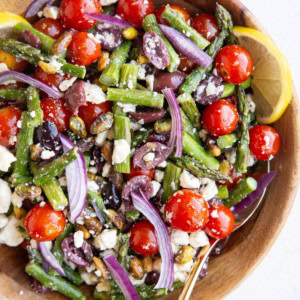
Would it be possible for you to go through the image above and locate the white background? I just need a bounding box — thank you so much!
[225,0,300,299]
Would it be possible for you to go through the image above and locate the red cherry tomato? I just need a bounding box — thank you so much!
[202,100,239,136]
[249,125,281,161]
[78,101,112,131]
[67,32,101,66]
[33,18,64,39]
[204,203,235,239]
[125,161,155,180]
[165,189,209,233]
[25,203,66,242]
[0,106,22,147]
[215,45,254,84]
[20,239,30,250]
[191,14,219,42]
[60,0,102,31]
[117,0,154,29]
[41,98,71,132]
[130,220,159,256]
[155,4,190,26]
[34,67,70,89]
[178,53,196,73]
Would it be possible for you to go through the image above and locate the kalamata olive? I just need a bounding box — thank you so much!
[154,71,186,93]
[102,182,122,210]
[93,147,105,174]
[65,80,87,114]
[19,30,41,48]
[34,120,63,157]
[31,279,49,294]
[109,169,124,192]
[145,271,160,285]
[129,109,166,124]
[122,176,153,201]
[77,137,95,153]
[96,23,122,51]
[146,133,170,144]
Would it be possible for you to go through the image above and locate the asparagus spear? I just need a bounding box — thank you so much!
[107,88,164,109]
[119,63,140,89]
[26,86,43,127]
[0,39,86,78]
[0,88,27,101]
[217,185,229,200]
[87,190,109,222]
[235,86,251,173]
[142,14,180,72]
[221,77,252,98]
[117,233,130,268]
[132,128,153,148]
[217,133,237,149]
[99,40,132,86]
[162,162,182,202]
[162,6,210,50]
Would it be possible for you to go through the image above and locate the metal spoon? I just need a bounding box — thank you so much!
[178,162,270,300]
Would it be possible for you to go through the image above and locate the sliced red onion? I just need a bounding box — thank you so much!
[129,109,166,124]
[25,0,49,18]
[122,175,153,201]
[162,88,182,157]
[38,242,65,276]
[60,134,87,223]
[0,71,61,99]
[85,13,133,28]
[131,190,174,289]
[160,24,213,67]
[103,255,140,300]
[232,171,276,214]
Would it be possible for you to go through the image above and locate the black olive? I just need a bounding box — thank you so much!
[145,271,160,286]
[102,182,122,210]
[77,137,95,153]
[93,147,105,174]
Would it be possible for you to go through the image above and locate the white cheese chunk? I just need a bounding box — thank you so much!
[87,180,99,192]
[96,280,110,292]
[93,229,117,250]
[117,102,136,113]
[84,82,107,104]
[102,163,111,177]
[59,77,77,92]
[0,216,24,247]
[74,230,84,248]
[151,181,161,198]
[95,130,108,147]
[80,271,98,285]
[0,179,11,214]
[200,178,218,201]
[157,160,167,168]
[112,139,130,165]
[174,271,188,282]
[171,229,189,246]
[0,146,16,172]
[180,169,201,189]
[129,274,146,285]
[225,148,237,164]
[154,170,164,182]
[247,94,256,113]
[189,230,209,248]
[175,260,194,272]
[0,214,8,229]
[100,0,118,6]
[143,152,155,162]
[11,192,24,208]
[41,149,55,160]
[146,74,154,91]
[43,6,60,19]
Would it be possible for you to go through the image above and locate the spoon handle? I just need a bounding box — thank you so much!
[178,240,219,300]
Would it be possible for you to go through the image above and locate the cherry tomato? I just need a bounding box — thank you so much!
[0,50,27,72]
[202,100,239,136]
[117,0,154,29]
[20,239,30,250]
[130,220,159,256]
[33,18,64,39]
[215,45,254,84]
[0,106,22,147]
[25,203,66,242]
[155,4,190,26]
[34,67,70,89]
[125,161,155,180]
[78,101,112,131]
[221,168,246,190]
[67,32,101,66]
[249,125,281,161]
[178,53,196,73]
[191,14,219,42]
[41,98,71,132]
[165,189,209,233]
[204,203,235,239]
[60,0,102,31]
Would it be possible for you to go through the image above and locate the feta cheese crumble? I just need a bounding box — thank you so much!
[117,102,136,113]
[59,77,77,92]
[93,229,118,250]
[154,170,164,182]
[171,229,189,246]
[0,179,11,214]
[151,181,161,198]
[0,216,24,247]
[200,178,218,201]
[180,169,201,189]
[84,82,107,104]
[43,6,60,19]
[189,230,209,248]
[74,231,84,248]
[0,146,16,172]
[41,149,56,160]
[112,139,130,164]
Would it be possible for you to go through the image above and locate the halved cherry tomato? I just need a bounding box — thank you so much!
[34,67,70,89]
[67,32,101,66]
[204,203,235,239]
[249,125,281,161]
[178,53,196,73]
[41,98,71,132]
[125,161,155,180]
[117,0,154,29]
[0,50,27,72]
[25,203,66,242]
[33,18,64,39]
[165,189,209,232]
[130,220,159,256]
[0,106,22,147]
[215,45,254,84]
[155,4,190,26]
[191,14,219,42]
[202,100,239,136]
[60,0,102,31]
[78,101,112,131]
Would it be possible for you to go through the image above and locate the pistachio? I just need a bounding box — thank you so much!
[152,258,162,273]
[101,141,113,164]
[93,257,108,279]
[38,61,57,74]
[15,184,42,200]
[69,115,87,139]
[208,144,222,157]
[129,257,144,279]
[97,51,110,72]
[142,256,153,273]
[77,225,90,239]
[13,206,26,219]
[84,217,102,235]
[105,209,123,230]
[175,245,195,264]
[52,32,73,56]
[154,119,171,134]
[90,112,114,135]
[30,144,43,161]
[220,160,231,175]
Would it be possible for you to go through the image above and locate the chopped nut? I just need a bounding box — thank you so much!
[69,115,87,139]
[105,209,123,230]
[52,32,73,55]
[90,112,114,135]
[30,144,43,161]
[97,51,110,72]
[142,256,153,273]
[84,217,102,235]
[129,257,144,279]
[175,245,195,264]
[152,258,162,272]
[13,206,26,219]
[93,257,108,279]
[122,27,138,40]
[38,61,57,74]
[220,160,231,175]
[15,184,42,200]
[101,141,113,164]
[154,119,171,134]
[88,173,96,181]
[77,225,90,239]
[137,54,149,64]
[208,144,222,157]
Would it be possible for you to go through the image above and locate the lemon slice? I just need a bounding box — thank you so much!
[233,26,292,124]
[0,12,29,39]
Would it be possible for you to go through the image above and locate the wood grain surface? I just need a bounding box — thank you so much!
[0,0,299,299]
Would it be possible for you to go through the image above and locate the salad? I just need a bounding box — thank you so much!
[0,0,290,299]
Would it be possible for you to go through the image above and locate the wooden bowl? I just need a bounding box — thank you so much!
[0,0,299,299]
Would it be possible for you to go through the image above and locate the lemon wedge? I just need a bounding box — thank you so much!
[0,12,29,38]
[233,26,292,124]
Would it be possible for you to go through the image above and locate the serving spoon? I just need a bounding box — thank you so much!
[179,161,270,300]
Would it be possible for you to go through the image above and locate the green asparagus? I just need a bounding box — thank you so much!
[142,14,180,72]
[162,162,182,202]
[0,88,27,101]
[119,64,140,89]
[221,77,252,98]
[117,233,130,268]
[99,40,132,86]
[162,6,210,50]
[217,185,229,199]
[26,86,43,127]
[87,190,109,222]
[107,88,164,109]
[132,128,153,148]
[217,133,237,149]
